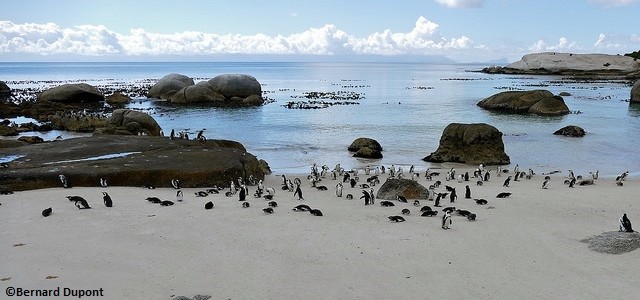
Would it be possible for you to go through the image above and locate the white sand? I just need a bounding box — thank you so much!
[1,166,638,299]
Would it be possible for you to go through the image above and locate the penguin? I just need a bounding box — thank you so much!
[474,198,488,205]
[484,171,490,182]
[370,188,375,204]
[143,184,155,189]
[263,194,274,200]
[449,188,457,203]
[74,199,91,209]
[268,201,278,208]
[336,183,343,197]
[292,204,312,212]
[346,194,354,200]
[420,205,432,212]
[309,209,323,216]
[238,186,246,201]
[442,206,456,213]
[42,207,52,217]
[361,190,371,205]
[195,191,208,197]
[176,190,184,202]
[569,178,576,188]
[496,192,512,198]
[316,186,328,191]
[171,179,181,189]
[435,193,448,207]
[99,178,108,188]
[102,192,113,207]
[421,210,438,217]
[456,209,471,217]
[146,197,162,204]
[503,176,512,187]
[169,129,175,140]
[160,200,174,206]
[266,187,276,196]
[263,207,274,214]
[620,213,634,232]
[204,201,214,210]
[294,185,304,200]
[388,215,405,222]
[397,195,408,203]
[350,178,357,188]
[413,200,420,207]
[442,211,452,229]
[66,195,86,202]
[242,202,250,208]
[59,174,71,188]
[401,208,411,215]
[467,213,477,221]
[465,185,471,199]
[380,201,395,207]
[542,178,550,189]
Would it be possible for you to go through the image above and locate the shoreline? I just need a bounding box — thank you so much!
[1,167,638,299]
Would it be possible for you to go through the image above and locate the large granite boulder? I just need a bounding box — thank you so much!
[38,83,104,103]
[477,90,569,115]
[100,109,162,136]
[208,74,261,99]
[169,82,225,104]
[0,135,269,191]
[423,123,510,165]
[353,147,383,159]
[554,125,585,137]
[348,137,383,152]
[106,91,131,106]
[0,124,18,136]
[483,52,640,76]
[147,73,195,100]
[632,80,640,104]
[376,178,430,200]
[0,81,11,100]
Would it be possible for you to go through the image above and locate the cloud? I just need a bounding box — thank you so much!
[589,0,638,6]
[0,17,474,58]
[593,33,640,50]
[529,37,578,52]
[434,0,484,8]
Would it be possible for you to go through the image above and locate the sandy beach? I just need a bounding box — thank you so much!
[1,165,638,300]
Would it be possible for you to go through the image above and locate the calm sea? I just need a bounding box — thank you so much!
[2,61,639,178]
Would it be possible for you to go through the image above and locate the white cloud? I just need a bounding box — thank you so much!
[434,0,484,8]
[0,17,474,58]
[589,0,638,6]
[593,33,640,50]
[529,37,577,52]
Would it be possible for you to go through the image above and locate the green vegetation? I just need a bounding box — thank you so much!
[624,50,640,60]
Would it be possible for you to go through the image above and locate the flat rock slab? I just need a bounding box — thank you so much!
[581,231,640,254]
[0,135,266,191]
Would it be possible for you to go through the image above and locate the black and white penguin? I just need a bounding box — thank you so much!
[467,213,477,221]
[42,207,52,217]
[146,197,162,204]
[442,206,456,214]
[542,178,550,189]
[380,201,395,207]
[309,209,323,216]
[449,188,457,203]
[465,185,471,199]
[361,190,372,205]
[420,205,433,212]
[401,208,411,215]
[474,198,488,205]
[336,183,343,197]
[204,201,214,210]
[388,215,406,222]
[171,179,181,189]
[242,202,250,208]
[413,200,420,207]
[66,195,86,202]
[346,194,353,200]
[74,198,91,209]
[316,186,328,191]
[484,171,490,182]
[195,191,208,197]
[268,201,278,208]
[434,193,448,207]
[143,184,156,189]
[292,204,312,212]
[503,176,512,187]
[350,178,357,188]
[456,209,471,217]
[397,195,407,203]
[496,192,512,198]
[238,186,246,201]
[100,178,108,188]
[294,184,304,200]
[421,210,438,217]
[102,192,113,207]
[176,190,184,202]
[160,200,174,206]
[442,212,452,229]
[263,207,274,214]
[59,174,71,188]
[620,213,634,232]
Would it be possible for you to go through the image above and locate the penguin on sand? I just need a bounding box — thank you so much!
[442,211,452,229]
[620,213,634,232]
[465,185,471,199]
[294,184,304,200]
[102,192,113,207]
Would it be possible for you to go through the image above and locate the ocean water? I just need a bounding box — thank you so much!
[1,62,639,177]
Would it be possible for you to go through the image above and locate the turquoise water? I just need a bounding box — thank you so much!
[1,62,638,177]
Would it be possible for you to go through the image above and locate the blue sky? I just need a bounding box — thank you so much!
[1,0,639,63]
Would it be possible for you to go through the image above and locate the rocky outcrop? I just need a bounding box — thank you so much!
[0,124,18,136]
[208,74,262,99]
[0,81,11,100]
[477,90,570,115]
[632,80,640,104]
[423,123,510,165]
[94,109,162,136]
[106,91,132,106]
[169,82,225,104]
[38,83,104,103]
[17,136,44,144]
[483,52,640,76]
[147,73,195,100]
[376,178,430,200]
[348,137,383,159]
[0,135,269,191]
[554,125,585,137]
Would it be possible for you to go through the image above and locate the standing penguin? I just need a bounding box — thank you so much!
[620,213,634,232]
[294,184,304,200]
[465,185,471,199]
[442,211,452,229]
[336,182,343,197]
[503,176,512,187]
[103,192,113,207]
[484,171,490,182]
[361,190,371,205]
[370,188,375,205]
[542,178,550,189]
[449,188,457,203]
[238,186,246,201]
[176,190,184,202]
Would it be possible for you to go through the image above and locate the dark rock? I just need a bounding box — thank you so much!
[0,135,269,191]
[554,125,585,137]
[632,80,640,104]
[17,136,45,144]
[147,73,195,100]
[423,123,510,165]
[103,109,162,136]
[106,92,132,106]
[558,92,571,96]
[376,178,430,200]
[353,146,383,159]
[0,139,26,148]
[169,82,225,104]
[348,137,383,152]
[0,81,11,100]
[0,124,18,136]
[581,231,640,254]
[208,74,262,99]
[38,83,104,103]
[477,90,570,115]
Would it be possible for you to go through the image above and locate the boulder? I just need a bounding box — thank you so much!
[477,90,569,115]
[423,123,510,165]
[507,52,640,73]
[348,137,383,152]
[0,135,270,191]
[38,83,104,103]
[353,146,383,159]
[208,74,262,98]
[581,231,640,254]
[104,109,162,136]
[0,81,11,100]
[17,136,45,144]
[632,80,640,104]
[376,178,430,200]
[147,73,194,100]
[169,82,225,104]
[106,91,132,106]
[553,125,585,137]
[0,124,18,136]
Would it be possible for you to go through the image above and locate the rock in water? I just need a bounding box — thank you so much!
[423,123,510,165]
[477,90,569,116]
[553,125,585,137]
